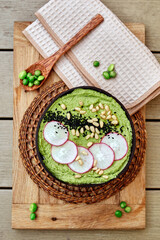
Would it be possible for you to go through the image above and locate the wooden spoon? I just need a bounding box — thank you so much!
[20,14,104,91]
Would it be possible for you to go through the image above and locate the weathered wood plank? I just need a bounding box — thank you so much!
[0,190,160,239]
[0,52,13,117]
[1,0,160,51]
[0,121,159,188]
[0,121,12,187]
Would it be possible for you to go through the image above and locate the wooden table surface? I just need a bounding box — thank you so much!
[0,0,160,239]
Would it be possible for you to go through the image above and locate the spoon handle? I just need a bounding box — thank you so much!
[42,14,104,71]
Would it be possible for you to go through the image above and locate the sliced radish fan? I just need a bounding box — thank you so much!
[101,133,128,160]
[68,147,94,174]
[51,140,78,164]
[43,121,68,146]
[89,143,114,170]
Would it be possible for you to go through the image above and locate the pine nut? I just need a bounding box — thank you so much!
[90,126,95,133]
[85,125,90,130]
[87,119,93,123]
[82,151,88,156]
[111,120,118,125]
[106,115,112,119]
[67,113,71,120]
[96,106,99,111]
[80,127,84,134]
[96,128,100,134]
[95,133,99,139]
[92,108,96,112]
[107,111,111,115]
[75,155,81,161]
[61,104,66,110]
[75,174,81,178]
[89,104,93,110]
[103,175,109,179]
[79,101,83,106]
[90,133,94,138]
[80,110,86,114]
[79,159,83,166]
[105,105,109,111]
[100,120,104,128]
[101,110,106,115]
[71,129,76,136]
[92,118,98,122]
[99,170,104,175]
[93,159,97,167]
[99,103,104,109]
[75,107,81,111]
[100,115,106,119]
[87,142,93,147]
[86,135,91,140]
[96,168,100,174]
[93,122,99,127]
[76,129,80,137]
[112,115,117,120]
[93,167,98,171]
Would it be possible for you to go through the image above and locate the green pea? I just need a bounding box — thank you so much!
[93,61,100,67]
[27,72,32,79]
[22,78,29,85]
[124,206,131,213]
[34,70,41,77]
[29,76,35,83]
[103,71,110,80]
[120,201,127,209]
[108,64,115,72]
[115,210,122,218]
[28,82,34,87]
[34,80,40,85]
[29,203,38,212]
[34,75,38,80]
[30,213,36,220]
[37,75,45,81]
[110,71,117,78]
[19,70,27,80]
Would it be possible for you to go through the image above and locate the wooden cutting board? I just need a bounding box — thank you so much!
[12,22,145,229]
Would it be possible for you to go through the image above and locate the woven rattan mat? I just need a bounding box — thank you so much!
[19,81,146,204]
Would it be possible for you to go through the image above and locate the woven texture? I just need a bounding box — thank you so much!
[23,0,160,108]
[19,81,146,204]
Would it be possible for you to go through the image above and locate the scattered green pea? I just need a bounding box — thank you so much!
[108,64,115,72]
[124,206,132,213]
[34,70,41,77]
[37,75,45,81]
[22,79,29,85]
[93,61,100,67]
[28,82,34,87]
[28,76,35,83]
[120,201,127,209]
[19,70,27,80]
[27,72,32,78]
[34,80,40,85]
[29,203,38,213]
[110,71,117,78]
[103,71,110,80]
[30,213,36,220]
[115,210,122,218]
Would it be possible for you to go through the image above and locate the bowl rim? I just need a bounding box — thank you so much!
[36,86,136,187]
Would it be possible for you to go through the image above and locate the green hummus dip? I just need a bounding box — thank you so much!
[38,88,133,185]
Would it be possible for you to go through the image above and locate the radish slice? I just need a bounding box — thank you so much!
[68,147,94,174]
[101,133,128,160]
[43,121,68,146]
[51,140,78,164]
[89,143,114,170]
